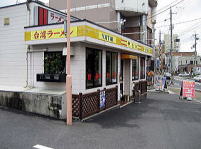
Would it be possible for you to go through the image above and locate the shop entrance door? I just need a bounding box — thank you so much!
[120,59,131,104]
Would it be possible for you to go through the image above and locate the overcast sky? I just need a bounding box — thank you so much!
[0,0,49,6]
[156,0,201,55]
[1,0,201,55]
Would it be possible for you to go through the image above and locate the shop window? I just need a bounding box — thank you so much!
[132,58,139,80]
[106,52,118,85]
[140,57,145,79]
[44,51,66,74]
[86,48,102,89]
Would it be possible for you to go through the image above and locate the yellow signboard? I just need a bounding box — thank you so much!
[25,26,77,41]
[25,25,152,55]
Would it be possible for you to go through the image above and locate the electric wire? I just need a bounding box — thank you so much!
[157,0,180,12]
[156,17,201,28]
[147,0,186,21]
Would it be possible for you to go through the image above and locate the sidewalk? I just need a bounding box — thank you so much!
[168,87,201,101]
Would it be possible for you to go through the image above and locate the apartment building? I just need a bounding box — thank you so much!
[164,34,180,53]
[49,0,157,46]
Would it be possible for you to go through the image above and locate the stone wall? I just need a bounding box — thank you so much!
[0,91,66,119]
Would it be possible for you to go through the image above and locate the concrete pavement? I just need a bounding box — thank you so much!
[0,92,201,149]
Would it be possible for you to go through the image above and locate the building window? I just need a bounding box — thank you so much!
[106,52,118,85]
[190,61,193,64]
[140,57,145,79]
[132,58,139,80]
[86,48,102,89]
[4,18,10,26]
[44,51,66,74]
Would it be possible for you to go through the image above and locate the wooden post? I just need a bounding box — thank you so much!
[66,0,72,125]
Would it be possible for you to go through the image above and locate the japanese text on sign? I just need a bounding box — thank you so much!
[182,80,195,98]
[30,27,77,40]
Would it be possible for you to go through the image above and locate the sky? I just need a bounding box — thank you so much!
[0,0,49,6]
[1,0,201,55]
[156,0,201,55]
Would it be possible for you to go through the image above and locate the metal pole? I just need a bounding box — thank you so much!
[66,0,72,125]
[170,7,173,74]
[194,34,198,66]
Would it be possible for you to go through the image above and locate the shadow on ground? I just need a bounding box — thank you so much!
[84,92,201,129]
[84,94,157,129]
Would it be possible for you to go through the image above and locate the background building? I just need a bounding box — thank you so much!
[165,52,201,73]
[164,34,180,53]
[49,0,157,47]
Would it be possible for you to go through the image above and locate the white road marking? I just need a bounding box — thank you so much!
[194,99,201,104]
[33,144,54,149]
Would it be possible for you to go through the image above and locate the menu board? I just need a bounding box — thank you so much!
[181,81,195,98]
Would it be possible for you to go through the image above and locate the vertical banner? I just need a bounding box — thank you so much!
[155,76,162,91]
[100,90,106,109]
[182,80,195,98]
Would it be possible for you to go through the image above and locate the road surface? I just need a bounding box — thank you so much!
[0,92,201,149]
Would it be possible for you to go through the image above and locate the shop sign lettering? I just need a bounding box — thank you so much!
[99,32,116,43]
[30,27,77,40]
[48,11,65,24]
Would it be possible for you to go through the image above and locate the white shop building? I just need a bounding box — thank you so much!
[0,1,153,120]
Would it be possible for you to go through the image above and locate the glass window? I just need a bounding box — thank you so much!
[132,58,139,80]
[106,52,118,85]
[86,48,102,89]
[140,57,145,79]
[44,51,66,74]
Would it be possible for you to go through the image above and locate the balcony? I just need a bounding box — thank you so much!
[115,0,148,16]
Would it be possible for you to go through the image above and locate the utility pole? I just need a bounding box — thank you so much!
[66,0,72,125]
[170,7,173,74]
[159,30,162,73]
[193,33,199,66]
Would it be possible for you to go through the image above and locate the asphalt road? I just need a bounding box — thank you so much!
[1,92,201,149]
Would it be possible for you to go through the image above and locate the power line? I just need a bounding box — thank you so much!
[156,0,180,12]
[179,21,201,37]
[147,0,186,21]
[156,17,201,28]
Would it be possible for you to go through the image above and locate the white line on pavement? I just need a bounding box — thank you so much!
[33,144,54,149]
[194,100,201,104]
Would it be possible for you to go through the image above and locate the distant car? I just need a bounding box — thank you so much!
[178,72,190,77]
[193,75,201,82]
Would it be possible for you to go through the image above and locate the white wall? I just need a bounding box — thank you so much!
[0,5,28,88]
[29,43,121,97]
